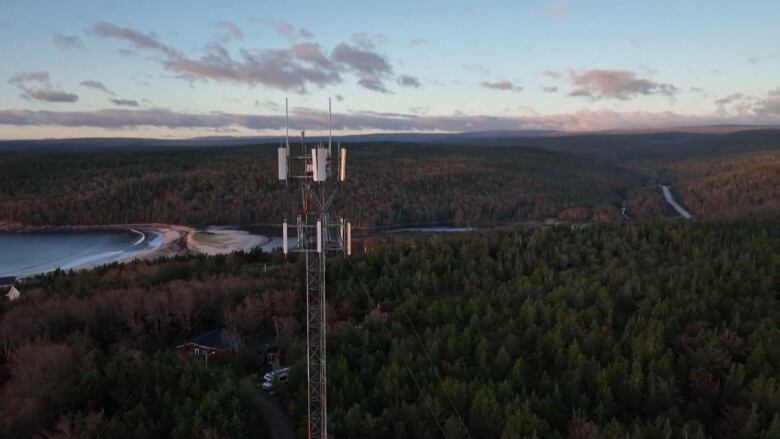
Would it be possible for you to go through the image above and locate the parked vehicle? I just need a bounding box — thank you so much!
[261,367,289,391]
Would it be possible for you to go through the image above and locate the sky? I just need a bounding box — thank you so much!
[0,0,779,139]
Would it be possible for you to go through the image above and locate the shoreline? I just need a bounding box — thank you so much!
[186,226,270,256]
[0,223,271,277]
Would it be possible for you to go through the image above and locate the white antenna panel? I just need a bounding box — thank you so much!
[315,148,328,182]
[346,222,352,255]
[338,148,346,182]
[278,147,288,180]
[282,221,288,254]
[316,220,322,253]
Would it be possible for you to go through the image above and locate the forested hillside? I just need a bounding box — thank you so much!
[0,221,776,438]
[286,220,779,438]
[0,143,633,227]
[669,152,780,219]
[1,130,779,227]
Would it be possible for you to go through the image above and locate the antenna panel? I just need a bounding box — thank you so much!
[346,222,352,255]
[338,148,346,182]
[282,221,288,254]
[315,148,328,182]
[278,147,288,180]
[316,220,322,253]
[310,148,318,180]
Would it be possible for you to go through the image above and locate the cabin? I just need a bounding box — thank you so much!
[258,343,281,366]
[3,285,21,301]
[176,329,239,363]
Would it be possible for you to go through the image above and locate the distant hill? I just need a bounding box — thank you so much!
[0,129,560,150]
[599,124,780,134]
[2,125,778,151]
[0,141,636,227]
[333,129,562,142]
[0,127,777,225]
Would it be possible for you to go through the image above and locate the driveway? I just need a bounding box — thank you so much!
[240,379,295,439]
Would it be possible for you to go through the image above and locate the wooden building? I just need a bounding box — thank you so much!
[3,285,21,301]
[176,329,239,364]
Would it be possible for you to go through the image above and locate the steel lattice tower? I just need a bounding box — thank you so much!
[277,98,350,439]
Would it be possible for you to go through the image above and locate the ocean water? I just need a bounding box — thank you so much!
[260,236,298,252]
[0,229,161,278]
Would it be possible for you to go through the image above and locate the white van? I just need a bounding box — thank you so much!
[261,367,289,391]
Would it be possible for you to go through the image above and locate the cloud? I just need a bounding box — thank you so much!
[80,80,114,95]
[566,69,678,100]
[267,21,313,40]
[22,89,79,103]
[397,74,421,88]
[52,33,85,50]
[331,42,393,77]
[358,76,389,93]
[9,71,51,85]
[8,71,78,103]
[110,98,139,107]
[481,80,523,92]
[0,108,241,129]
[89,21,400,93]
[5,106,774,134]
[258,100,280,110]
[409,38,427,46]
[335,94,345,102]
[215,21,243,40]
[543,86,558,93]
[754,88,780,117]
[714,93,748,114]
[90,21,178,57]
[163,41,341,92]
[708,89,780,117]
[350,32,388,48]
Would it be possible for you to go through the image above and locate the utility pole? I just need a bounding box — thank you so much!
[278,98,350,439]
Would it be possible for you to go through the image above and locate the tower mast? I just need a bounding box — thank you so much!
[278,100,350,439]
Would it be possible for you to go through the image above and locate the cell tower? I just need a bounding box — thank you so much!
[277,98,350,439]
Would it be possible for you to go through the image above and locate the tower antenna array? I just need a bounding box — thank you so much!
[277,98,350,439]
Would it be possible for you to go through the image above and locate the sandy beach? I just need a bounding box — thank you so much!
[187,227,270,256]
[120,224,269,261]
[1,223,270,277]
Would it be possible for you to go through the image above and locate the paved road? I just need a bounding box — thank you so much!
[240,380,295,439]
[659,185,693,219]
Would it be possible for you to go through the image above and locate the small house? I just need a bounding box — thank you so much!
[4,285,21,301]
[176,329,240,363]
[266,345,280,365]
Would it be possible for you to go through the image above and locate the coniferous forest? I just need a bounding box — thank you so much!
[0,131,778,438]
[1,130,778,228]
[2,1,780,436]
[0,143,633,227]
[0,220,777,438]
